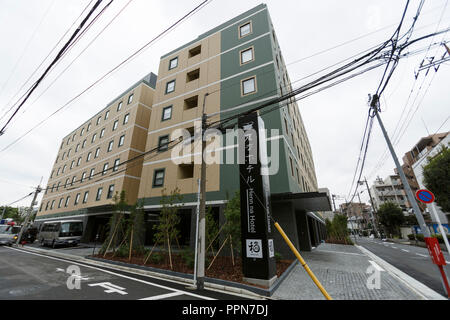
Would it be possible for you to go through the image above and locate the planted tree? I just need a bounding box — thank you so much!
[99,191,128,256]
[152,188,183,269]
[223,191,241,256]
[378,202,405,238]
[423,146,450,212]
[325,214,352,245]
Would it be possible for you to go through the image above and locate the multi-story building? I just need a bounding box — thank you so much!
[34,5,329,256]
[412,132,449,224]
[397,132,449,212]
[138,4,327,255]
[370,175,411,214]
[35,73,157,241]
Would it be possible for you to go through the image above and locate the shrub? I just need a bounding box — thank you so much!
[181,248,195,269]
[115,244,129,258]
[274,252,283,263]
[150,252,164,264]
[407,234,415,241]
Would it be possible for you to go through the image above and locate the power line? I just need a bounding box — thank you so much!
[1,192,34,208]
[0,0,213,154]
[0,0,106,136]
[0,0,95,122]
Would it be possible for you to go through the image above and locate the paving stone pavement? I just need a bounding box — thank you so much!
[273,243,424,300]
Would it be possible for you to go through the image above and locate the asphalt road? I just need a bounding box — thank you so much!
[357,237,450,297]
[0,246,249,300]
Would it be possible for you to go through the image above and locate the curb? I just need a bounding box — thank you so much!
[355,244,447,300]
[13,245,294,299]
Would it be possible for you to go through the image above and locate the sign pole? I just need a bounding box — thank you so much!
[430,202,450,259]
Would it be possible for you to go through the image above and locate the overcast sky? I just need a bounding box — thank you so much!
[0,0,449,210]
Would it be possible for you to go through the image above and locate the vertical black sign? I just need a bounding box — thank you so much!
[238,112,276,282]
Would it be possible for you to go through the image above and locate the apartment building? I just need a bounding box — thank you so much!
[35,73,157,241]
[370,175,412,214]
[412,132,449,224]
[138,4,328,256]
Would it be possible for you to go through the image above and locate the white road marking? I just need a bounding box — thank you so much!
[5,247,214,300]
[401,249,410,253]
[88,282,128,295]
[369,260,385,272]
[56,268,65,272]
[392,247,398,249]
[139,292,184,300]
[415,253,427,257]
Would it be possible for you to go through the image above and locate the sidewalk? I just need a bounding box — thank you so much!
[272,243,432,300]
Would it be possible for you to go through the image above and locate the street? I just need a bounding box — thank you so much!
[0,246,248,300]
[358,237,450,297]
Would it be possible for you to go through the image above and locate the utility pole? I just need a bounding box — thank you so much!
[331,194,337,212]
[359,177,379,237]
[370,94,450,297]
[196,93,209,290]
[16,184,42,245]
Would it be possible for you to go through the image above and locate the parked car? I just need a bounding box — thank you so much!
[38,220,83,248]
[0,225,21,246]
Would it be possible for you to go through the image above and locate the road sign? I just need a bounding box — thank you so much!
[415,189,435,204]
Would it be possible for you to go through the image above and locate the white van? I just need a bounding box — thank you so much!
[39,220,83,248]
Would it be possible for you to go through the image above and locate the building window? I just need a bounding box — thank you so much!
[74,193,80,205]
[118,135,125,147]
[58,198,64,208]
[165,80,176,94]
[102,163,109,175]
[117,101,123,112]
[91,133,97,143]
[96,188,103,201]
[62,152,66,160]
[158,135,170,152]
[56,182,61,191]
[82,139,87,148]
[67,149,72,158]
[186,69,200,82]
[95,147,100,159]
[50,171,54,179]
[62,165,67,173]
[50,200,55,210]
[77,157,82,166]
[87,152,92,162]
[184,95,198,110]
[65,196,70,208]
[57,167,61,176]
[169,57,178,70]
[51,184,55,192]
[188,45,201,58]
[100,128,105,138]
[89,168,95,180]
[45,202,49,211]
[96,116,101,125]
[65,178,70,188]
[71,176,76,186]
[83,191,89,204]
[108,140,114,152]
[240,47,254,64]
[105,110,110,120]
[87,123,91,131]
[239,21,252,38]
[113,120,118,131]
[70,161,75,169]
[289,157,294,177]
[162,106,172,121]
[107,185,115,199]
[123,113,129,125]
[128,94,134,104]
[153,169,165,187]
[241,76,257,96]
[80,128,85,136]
[76,144,80,152]
[113,159,120,172]
[81,172,87,182]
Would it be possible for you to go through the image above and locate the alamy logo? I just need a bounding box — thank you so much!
[366,264,381,290]
[66,265,82,290]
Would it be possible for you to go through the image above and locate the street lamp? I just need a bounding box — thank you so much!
[358,178,379,238]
